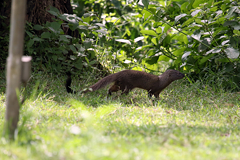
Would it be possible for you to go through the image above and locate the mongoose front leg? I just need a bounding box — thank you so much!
[120,84,132,95]
[154,91,160,99]
[148,90,154,98]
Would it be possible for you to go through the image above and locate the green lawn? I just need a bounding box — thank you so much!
[0,72,240,160]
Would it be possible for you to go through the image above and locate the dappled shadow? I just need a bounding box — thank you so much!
[105,122,235,137]
[102,120,240,148]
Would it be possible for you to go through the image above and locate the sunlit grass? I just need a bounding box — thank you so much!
[0,72,240,160]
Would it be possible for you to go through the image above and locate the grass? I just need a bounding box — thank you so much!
[0,71,240,160]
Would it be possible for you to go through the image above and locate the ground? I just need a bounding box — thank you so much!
[0,72,240,160]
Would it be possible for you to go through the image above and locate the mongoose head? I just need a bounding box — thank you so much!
[161,69,185,82]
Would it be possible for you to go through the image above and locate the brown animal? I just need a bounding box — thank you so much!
[66,69,185,98]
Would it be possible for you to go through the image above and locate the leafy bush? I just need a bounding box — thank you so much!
[4,0,239,90]
[136,0,240,89]
[72,0,164,72]
[25,7,108,73]
[71,0,240,90]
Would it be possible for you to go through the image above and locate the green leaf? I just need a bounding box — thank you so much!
[221,4,227,12]
[222,40,229,45]
[32,37,43,42]
[156,27,162,34]
[26,31,33,37]
[198,38,211,52]
[142,10,152,20]
[181,51,191,61]
[225,6,237,19]
[216,58,229,62]
[191,30,201,41]
[124,60,132,64]
[87,48,95,59]
[192,0,207,8]
[48,10,59,16]
[75,59,82,69]
[142,0,149,9]
[70,55,77,60]
[145,56,159,64]
[224,63,234,72]
[151,38,157,45]
[199,53,215,64]
[191,9,201,17]
[233,30,240,36]
[181,2,189,13]
[233,25,240,30]
[52,55,57,61]
[95,29,107,34]
[83,13,91,18]
[50,22,61,31]
[213,26,227,37]
[206,48,221,55]
[34,25,43,31]
[147,49,156,56]
[140,30,158,36]
[82,16,91,23]
[182,17,195,27]
[41,32,51,39]
[175,14,187,23]
[210,6,218,12]
[48,6,60,16]
[115,39,131,45]
[183,35,188,44]
[83,39,92,49]
[173,48,185,57]
[70,45,77,52]
[59,35,71,42]
[78,25,88,29]
[69,23,79,31]
[158,55,170,62]
[112,0,121,9]
[27,39,34,48]
[135,44,154,52]
[95,23,105,28]
[134,36,144,43]
[212,48,221,53]
[225,47,240,59]
[223,20,238,27]
[195,18,204,25]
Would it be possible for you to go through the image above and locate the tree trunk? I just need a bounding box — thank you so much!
[4,0,27,140]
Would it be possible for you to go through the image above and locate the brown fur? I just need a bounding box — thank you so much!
[81,69,185,98]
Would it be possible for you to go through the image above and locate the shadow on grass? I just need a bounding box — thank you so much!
[102,121,240,149]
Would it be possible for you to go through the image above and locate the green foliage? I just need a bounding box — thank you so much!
[25,7,108,73]
[2,0,239,88]
[71,0,166,71]
[138,0,240,89]
[71,0,240,89]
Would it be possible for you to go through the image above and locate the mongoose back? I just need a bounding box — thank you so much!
[66,69,185,98]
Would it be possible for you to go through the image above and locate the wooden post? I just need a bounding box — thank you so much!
[4,0,27,140]
[21,56,32,83]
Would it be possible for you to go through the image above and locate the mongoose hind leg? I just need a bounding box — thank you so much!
[108,84,120,96]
